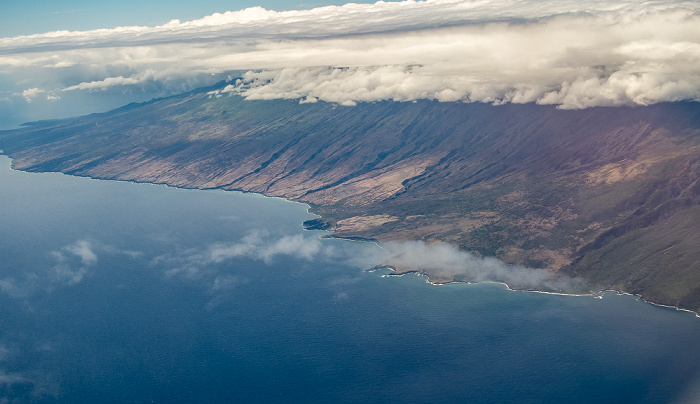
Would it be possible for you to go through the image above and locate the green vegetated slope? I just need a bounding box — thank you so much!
[2,83,700,311]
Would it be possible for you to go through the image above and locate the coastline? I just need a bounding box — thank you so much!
[372,263,700,318]
[2,152,698,318]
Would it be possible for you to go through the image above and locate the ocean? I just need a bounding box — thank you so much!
[1,154,699,403]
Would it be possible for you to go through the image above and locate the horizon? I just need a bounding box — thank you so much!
[1,0,698,129]
[0,0,397,129]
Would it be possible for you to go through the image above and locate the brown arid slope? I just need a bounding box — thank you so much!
[1,85,700,312]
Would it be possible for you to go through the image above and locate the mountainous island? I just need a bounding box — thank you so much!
[1,83,699,313]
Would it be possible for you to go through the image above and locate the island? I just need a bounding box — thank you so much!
[1,82,699,313]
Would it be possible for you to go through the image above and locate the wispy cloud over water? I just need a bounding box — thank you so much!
[0,238,141,299]
[0,277,34,299]
[154,230,323,276]
[208,231,323,264]
[0,342,60,401]
[50,239,98,285]
[0,0,698,125]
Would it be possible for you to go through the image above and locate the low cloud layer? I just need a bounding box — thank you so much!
[154,230,324,280]
[0,0,698,124]
[151,230,585,294]
[382,240,587,293]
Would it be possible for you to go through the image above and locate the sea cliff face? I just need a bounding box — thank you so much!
[1,84,699,312]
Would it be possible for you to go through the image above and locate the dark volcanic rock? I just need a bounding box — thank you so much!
[302,218,333,231]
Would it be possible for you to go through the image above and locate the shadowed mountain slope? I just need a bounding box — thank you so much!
[2,84,700,311]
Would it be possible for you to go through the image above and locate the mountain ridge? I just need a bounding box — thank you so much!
[1,85,699,312]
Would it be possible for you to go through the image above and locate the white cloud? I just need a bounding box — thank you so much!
[62,239,97,265]
[382,240,587,293]
[51,263,88,285]
[212,275,242,291]
[62,75,146,92]
[0,0,697,110]
[21,87,45,102]
[150,229,585,294]
[0,240,140,297]
[0,278,30,298]
[20,87,61,103]
[0,370,27,386]
[161,230,324,270]
[258,234,322,263]
[154,230,324,292]
[49,239,98,286]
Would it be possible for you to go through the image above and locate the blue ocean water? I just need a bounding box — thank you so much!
[1,154,700,403]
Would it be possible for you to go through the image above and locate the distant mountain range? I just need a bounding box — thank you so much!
[2,83,699,312]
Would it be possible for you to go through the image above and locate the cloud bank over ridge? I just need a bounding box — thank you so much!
[0,0,698,120]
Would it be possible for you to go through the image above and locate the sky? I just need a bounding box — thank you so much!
[0,0,699,129]
[0,0,375,37]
